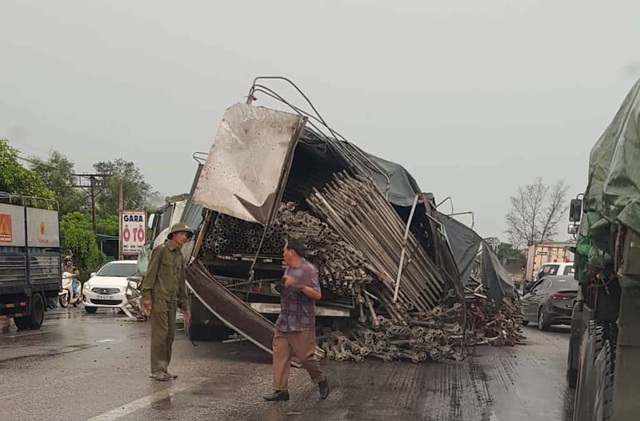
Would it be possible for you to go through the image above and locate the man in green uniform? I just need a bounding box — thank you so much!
[140,223,193,381]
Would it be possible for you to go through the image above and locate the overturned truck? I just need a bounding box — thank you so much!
[182,78,518,362]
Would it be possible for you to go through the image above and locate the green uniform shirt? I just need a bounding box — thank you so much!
[141,240,189,311]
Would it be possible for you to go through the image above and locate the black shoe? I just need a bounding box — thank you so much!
[264,391,290,402]
[318,379,330,399]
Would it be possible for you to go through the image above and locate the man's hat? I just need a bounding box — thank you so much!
[167,223,194,239]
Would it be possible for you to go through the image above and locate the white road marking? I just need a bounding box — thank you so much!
[86,377,207,421]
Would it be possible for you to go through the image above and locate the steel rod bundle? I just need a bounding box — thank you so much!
[307,172,447,313]
[274,202,376,296]
[200,214,286,257]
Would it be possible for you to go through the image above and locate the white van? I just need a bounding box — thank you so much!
[538,262,574,278]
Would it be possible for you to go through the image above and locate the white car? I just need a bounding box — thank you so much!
[83,260,138,314]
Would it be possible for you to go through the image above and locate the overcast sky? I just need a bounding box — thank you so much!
[1,0,639,239]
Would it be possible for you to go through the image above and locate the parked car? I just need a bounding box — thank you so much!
[83,260,138,313]
[522,275,578,331]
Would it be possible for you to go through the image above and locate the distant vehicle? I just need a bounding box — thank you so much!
[523,262,574,295]
[83,260,138,314]
[522,275,578,331]
[538,262,574,278]
[525,242,574,282]
[59,270,83,308]
[148,194,188,249]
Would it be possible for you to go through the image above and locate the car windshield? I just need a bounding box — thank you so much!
[563,265,575,275]
[97,262,138,277]
[549,278,578,291]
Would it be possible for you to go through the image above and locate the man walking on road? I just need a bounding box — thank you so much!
[140,223,193,382]
[264,238,330,402]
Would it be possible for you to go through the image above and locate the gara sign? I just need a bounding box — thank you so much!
[120,210,146,256]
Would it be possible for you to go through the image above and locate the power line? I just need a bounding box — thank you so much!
[71,173,111,234]
[16,155,59,171]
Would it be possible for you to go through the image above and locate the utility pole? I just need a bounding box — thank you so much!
[71,173,110,234]
[118,178,124,260]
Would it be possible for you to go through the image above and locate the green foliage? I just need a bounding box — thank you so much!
[29,150,87,215]
[96,214,119,237]
[497,242,524,262]
[60,212,106,272]
[0,138,55,207]
[94,159,153,217]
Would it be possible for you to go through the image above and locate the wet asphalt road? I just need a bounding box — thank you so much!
[0,307,574,421]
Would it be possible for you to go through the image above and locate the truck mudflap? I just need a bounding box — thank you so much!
[186,260,324,364]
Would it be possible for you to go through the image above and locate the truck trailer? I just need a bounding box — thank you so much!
[568,78,640,421]
[0,194,61,330]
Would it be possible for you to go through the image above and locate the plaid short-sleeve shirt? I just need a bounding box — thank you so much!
[275,260,320,332]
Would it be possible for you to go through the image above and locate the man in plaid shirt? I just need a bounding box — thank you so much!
[264,238,330,402]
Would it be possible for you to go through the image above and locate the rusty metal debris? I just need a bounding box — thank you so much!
[319,284,525,363]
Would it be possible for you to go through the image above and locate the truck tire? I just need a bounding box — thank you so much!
[14,315,31,330]
[186,321,207,341]
[566,303,582,389]
[595,323,616,421]
[567,331,578,388]
[14,293,45,330]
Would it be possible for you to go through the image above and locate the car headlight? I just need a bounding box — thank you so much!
[84,282,92,290]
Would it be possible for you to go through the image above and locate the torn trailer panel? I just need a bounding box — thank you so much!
[192,104,306,225]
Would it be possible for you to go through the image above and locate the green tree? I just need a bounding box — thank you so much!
[30,150,87,215]
[93,159,153,217]
[96,214,119,237]
[60,212,105,274]
[0,138,55,206]
[497,242,524,262]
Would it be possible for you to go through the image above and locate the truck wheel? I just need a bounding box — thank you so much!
[14,315,31,330]
[187,321,207,341]
[28,293,45,329]
[15,293,45,330]
[595,323,615,420]
[567,331,578,388]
